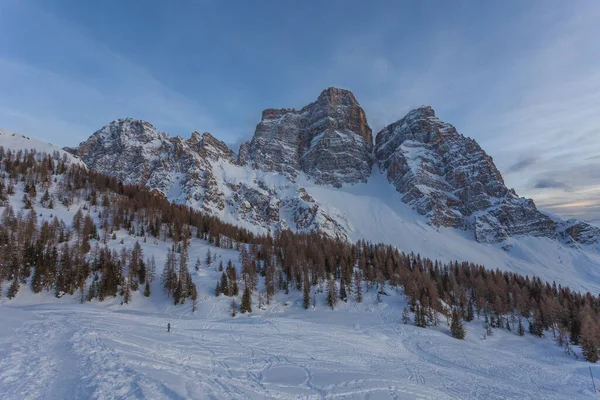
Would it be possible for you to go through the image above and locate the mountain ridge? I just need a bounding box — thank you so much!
[61,87,598,249]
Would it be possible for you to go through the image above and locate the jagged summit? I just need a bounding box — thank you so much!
[239,87,373,187]
[375,107,555,242]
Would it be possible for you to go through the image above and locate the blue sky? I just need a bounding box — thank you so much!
[1,0,600,220]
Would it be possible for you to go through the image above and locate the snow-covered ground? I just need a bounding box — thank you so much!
[1,284,598,399]
[0,129,84,166]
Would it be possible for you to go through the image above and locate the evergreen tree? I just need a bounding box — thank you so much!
[529,310,544,337]
[339,279,347,303]
[451,309,466,339]
[465,299,475,322]
[303,271,311,310]
[7,276,19,299]
[355,270,363,303]
[220,272,229,296]
[414,305,427,328]
[327,276,337,309]
[205,249,212,269]
[241,286,252,313]
[144,282,151,297]
[402,306,410,324]
[517,317,525,336]
[215,281,221,297]
[484,313,493,337]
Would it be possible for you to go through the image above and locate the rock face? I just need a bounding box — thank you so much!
[374,106,556,243]
[560,220,600,246]
[240,87,373,187]
[74,118,351,238]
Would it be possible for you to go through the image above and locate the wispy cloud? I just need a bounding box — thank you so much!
[507,156,538,174]
[532,178,570,191]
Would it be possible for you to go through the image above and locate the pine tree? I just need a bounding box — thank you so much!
[517,317,525,336]
[205,249,212,269]
[402,306,410,324]
[327,276,337,310]
[414,305,427,328]
[144,282,151,297]
[451,309,466,339]
[465,299,474,322]
[220,272,229,296]
[303,271,311,310]
[484,313,493,337]
[215,281,221,297]
[529,310,544,337]
[241,286,252,313]
[355,270,363,303]
[339,279,347,303]
[7,276,19,299]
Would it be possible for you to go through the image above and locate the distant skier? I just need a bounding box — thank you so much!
[167,323,171,333]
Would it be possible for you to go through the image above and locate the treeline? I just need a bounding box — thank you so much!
[1,146,600,362]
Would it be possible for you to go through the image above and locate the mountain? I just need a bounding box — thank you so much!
[374,106,556,243]
[239,87,373,187]
[72,117,349,237]
[0,129,84,166]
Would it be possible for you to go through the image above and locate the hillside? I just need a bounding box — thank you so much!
[1,131,600,399]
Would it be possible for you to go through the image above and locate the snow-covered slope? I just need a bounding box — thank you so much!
[0,129,84,166]
[0,139,598,400]
[2,284,597,399]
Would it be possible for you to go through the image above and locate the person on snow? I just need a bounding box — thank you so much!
[167,323,171,333]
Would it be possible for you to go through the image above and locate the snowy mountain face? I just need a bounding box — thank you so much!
[67,89,598,250]
[374,106,556,243]
[73,118,349,237]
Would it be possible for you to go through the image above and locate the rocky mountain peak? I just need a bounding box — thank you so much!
[240,88,373,187]
[187,131,235,162]
[374,107,555,242]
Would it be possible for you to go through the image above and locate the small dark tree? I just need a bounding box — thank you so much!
[220,272,229,296]
[240,286,252,313]
[517,317,525,336]
[451,309,466,339]
[144,282,151,297]
[354,270,362,303]
[303,272,310,310]
[327,276,337,310]
[339,279,347,303]
[402,306,410,324]
[7,276,19,299]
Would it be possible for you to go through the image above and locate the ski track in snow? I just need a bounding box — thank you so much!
[0,300,597,400]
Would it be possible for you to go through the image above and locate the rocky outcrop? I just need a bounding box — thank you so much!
[559,220,600,246]
[240,87,373,187]
[374,106,556,243]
